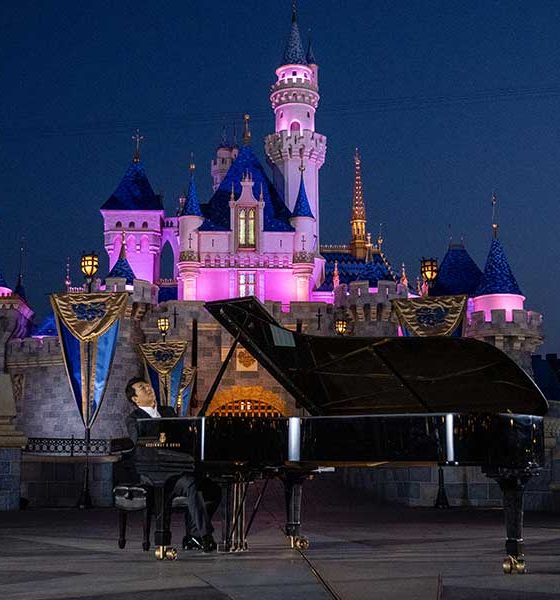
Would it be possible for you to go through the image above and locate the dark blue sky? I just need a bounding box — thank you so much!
[2,0,560,350]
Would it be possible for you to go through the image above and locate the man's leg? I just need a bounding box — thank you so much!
[173,475,216,551]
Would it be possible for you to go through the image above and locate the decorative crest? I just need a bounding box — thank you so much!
[132,129,144,163]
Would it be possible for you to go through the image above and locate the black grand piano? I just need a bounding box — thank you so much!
[135,296,547,573]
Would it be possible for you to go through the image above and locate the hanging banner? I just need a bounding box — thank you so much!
[50,292,129,426]
[392,295,467,338]
[138,342,190,411]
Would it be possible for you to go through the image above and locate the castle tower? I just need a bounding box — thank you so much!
[466,193,543,372]
[349,149,367,259]
[211,127,237,192]
[177,158,204,301]
[100,132,165,284]
[264,6,326,246]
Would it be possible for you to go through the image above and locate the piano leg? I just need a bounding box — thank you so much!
[283,472,310,550]
[489,470,530,574]
[153,481,177,561]
[220,477,248,552]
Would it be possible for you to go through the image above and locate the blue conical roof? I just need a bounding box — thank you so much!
[292,173,314,218]
[101,161,163,211]
[306,38,317,65]
[180,171,203,217]
[282,11,307,65]
[431,243,482,297]
[200,145,293,232]
[475,238,523,296]
[14,274,26,301]
[106,257,136,285]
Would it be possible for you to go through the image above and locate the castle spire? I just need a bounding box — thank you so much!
[132,129,144,164]
[491,191,499,239]
[291,157,314,218]
[119,229,127,260]
[282,1,307,65]
[14,237,26,300]
[306,35,317,65]
[349,148,368,259]
[333,260,340,289]
[180,154,203,217]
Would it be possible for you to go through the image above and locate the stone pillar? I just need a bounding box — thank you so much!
[0,373,27,510]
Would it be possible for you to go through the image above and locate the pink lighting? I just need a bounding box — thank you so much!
[473,293,525,322]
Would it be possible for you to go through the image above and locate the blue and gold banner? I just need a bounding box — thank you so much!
[138,342,192,414]
[50,292,128,426]
[392,295,467,338]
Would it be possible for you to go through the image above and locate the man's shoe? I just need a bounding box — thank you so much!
[201,534,217,553]
[182,535,202,551]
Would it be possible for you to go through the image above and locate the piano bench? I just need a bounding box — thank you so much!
[113,484,153,552]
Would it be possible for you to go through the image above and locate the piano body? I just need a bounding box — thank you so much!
[135,297,547,574]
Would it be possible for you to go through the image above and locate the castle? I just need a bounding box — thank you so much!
[0,6,557,512]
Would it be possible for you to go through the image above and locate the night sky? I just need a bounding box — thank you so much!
[2,1,560,351]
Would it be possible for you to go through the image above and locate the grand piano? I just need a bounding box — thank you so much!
[135,296,547,573]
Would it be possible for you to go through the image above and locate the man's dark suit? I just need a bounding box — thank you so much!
[125,405,219,539]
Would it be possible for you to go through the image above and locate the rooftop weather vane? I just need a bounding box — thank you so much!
[491,191,499,238]
[132,129,144,163]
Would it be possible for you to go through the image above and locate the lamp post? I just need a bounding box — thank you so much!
[334,317,348,336]
[80,251,99,293]
[77,251,99,509]
[420,257,438,296]
[157,316,170,342]
[420,257,448,509]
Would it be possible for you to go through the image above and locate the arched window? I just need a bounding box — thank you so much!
[290,121,300,135]
[115,221,122,228]
[142,221,148,229]
[239,209,246,246]
[128,221,135,229]
[238,208,256,248]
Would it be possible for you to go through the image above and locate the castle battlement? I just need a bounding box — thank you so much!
[6,336,62,368]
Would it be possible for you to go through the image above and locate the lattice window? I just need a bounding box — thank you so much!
[239,272,255,297]
[238,208,256,248]
[211,398,282,418]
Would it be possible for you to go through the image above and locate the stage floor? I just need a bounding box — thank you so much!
[1,476,560,600]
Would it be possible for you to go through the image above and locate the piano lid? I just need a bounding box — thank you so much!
[204,297,548,417]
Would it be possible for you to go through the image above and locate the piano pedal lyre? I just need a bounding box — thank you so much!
[155,545,178,561]
[502,555,525,574]
[289,535,310,551]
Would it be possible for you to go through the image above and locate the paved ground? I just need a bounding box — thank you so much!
[1,476,560,600]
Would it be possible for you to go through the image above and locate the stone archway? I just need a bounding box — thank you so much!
[207,385,289,417]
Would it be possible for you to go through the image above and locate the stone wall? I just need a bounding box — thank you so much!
[0,448,22,510]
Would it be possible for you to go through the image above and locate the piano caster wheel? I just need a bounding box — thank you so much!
[503,555,525,574]
[289,535,310,551]
[155,546,178,561]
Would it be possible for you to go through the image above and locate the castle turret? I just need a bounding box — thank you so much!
[211,127,236,192]
[290,163,315,300]
[466,194,543,372]
[264,6,326,246]
[100,133,165,284]
[349,149,368,259]
[0,268,11,296]
[177,159,204,301]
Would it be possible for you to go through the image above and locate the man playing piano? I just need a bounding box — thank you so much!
[124,376,221,553]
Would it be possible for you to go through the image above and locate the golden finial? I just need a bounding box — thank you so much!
[243,114,252,145]
[377,223,383,249]
[491,191,499,239]
[132,129,144,163]
[230,181,235,202]
[259,182,264,202]
[189,152,196,173]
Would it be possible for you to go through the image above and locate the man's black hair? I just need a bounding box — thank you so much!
[125,376,147,404]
